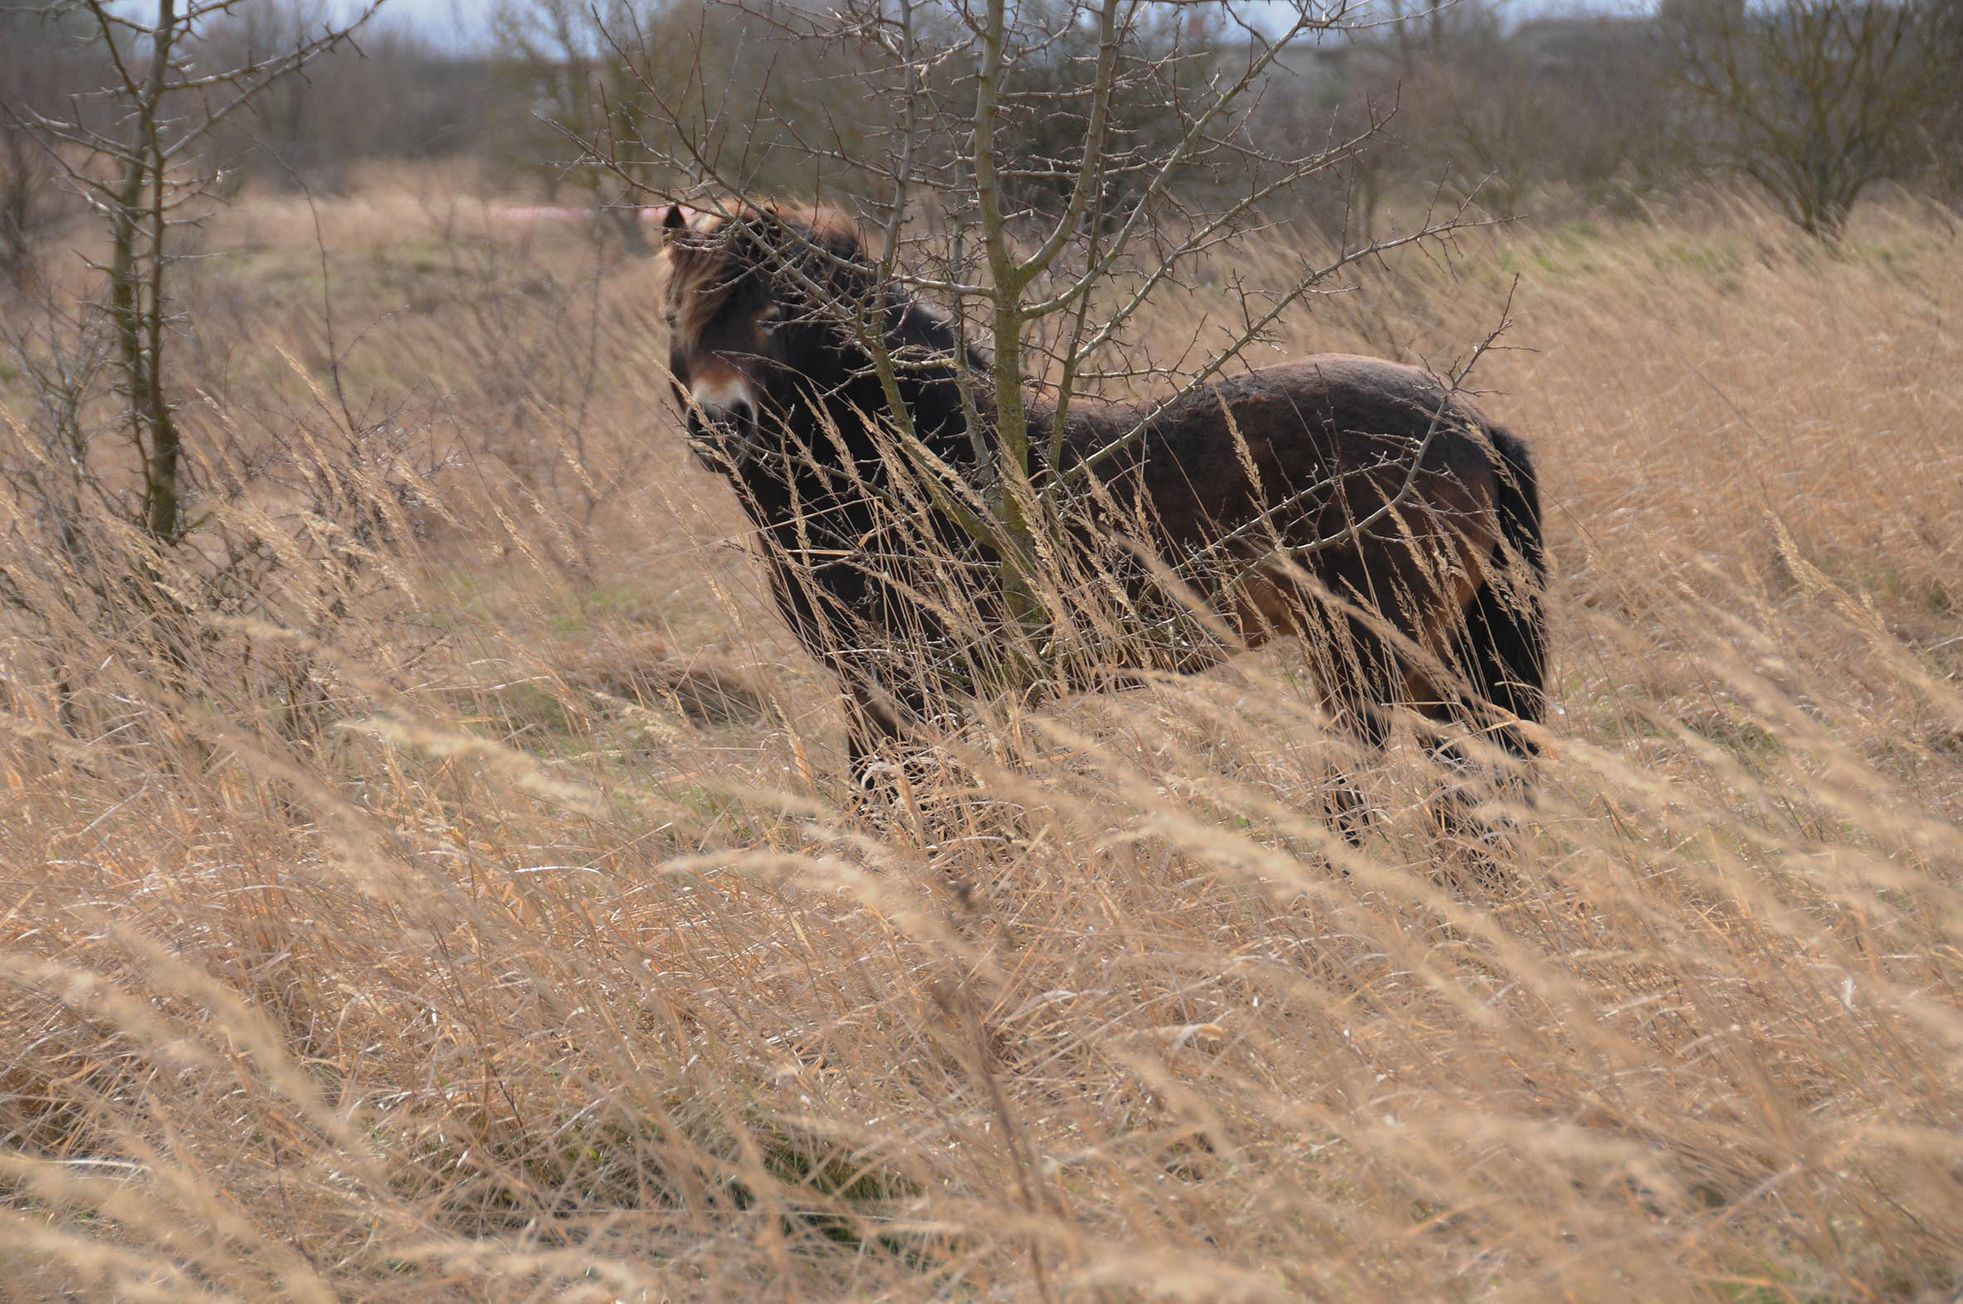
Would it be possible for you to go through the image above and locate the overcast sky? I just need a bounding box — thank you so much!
[355,0,493,49]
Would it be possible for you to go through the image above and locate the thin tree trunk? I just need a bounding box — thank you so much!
[108,0,184,543]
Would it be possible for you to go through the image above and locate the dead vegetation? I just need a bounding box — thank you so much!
[0,179,1958,1299]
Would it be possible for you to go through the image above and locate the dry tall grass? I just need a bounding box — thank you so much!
[1,181,1958,1300]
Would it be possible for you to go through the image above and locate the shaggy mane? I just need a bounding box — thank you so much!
[659,202,872,348]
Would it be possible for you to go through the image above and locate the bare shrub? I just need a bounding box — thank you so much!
[0,119,55,283]
[0,0,436,749]
[195,2,492,194]
[0,0,94,281]
[1663,0,1962,237]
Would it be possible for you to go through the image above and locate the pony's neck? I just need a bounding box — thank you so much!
[869,294,996,460]
[877,293,1104,473]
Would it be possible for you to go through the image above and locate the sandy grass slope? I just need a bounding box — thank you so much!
[0,183,1958,1300]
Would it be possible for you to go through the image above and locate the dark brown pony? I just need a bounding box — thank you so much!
[658,201,1547,839]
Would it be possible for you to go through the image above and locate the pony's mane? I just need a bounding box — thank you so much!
[660,202,872,348]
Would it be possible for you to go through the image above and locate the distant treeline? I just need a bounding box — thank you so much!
[4,0,1960,256]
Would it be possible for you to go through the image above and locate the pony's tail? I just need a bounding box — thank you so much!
[1459,427,1549,758]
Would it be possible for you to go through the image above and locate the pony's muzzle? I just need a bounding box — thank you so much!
[685,377,762,464]
[689,373,757,425]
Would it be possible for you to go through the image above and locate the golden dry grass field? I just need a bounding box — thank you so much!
[1,177,1959,1300]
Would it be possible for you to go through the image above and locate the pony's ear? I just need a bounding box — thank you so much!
[658,203,696,235]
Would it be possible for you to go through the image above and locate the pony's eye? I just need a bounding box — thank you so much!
[757,306,782,334]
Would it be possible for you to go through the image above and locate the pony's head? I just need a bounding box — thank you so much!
[657,201,871,466]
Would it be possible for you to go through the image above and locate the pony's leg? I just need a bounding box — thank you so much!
[845,725,896,798]
[1342,544,1537,868]
[1326,697,1391,846]
[1303,582,1512,861]
[1447,538,1548,811]
[841,673,960,842]
[1406,677,1528,880]
[839,672,911,795]
[1421,578,1547,848]
[843,715,930,846]
[1305,611,1401,848]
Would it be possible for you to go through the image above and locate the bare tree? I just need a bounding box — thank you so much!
[213,10,500,191]
[0,0,94,281]
[0,102,54,281]
[1403,10,1676,219]
[23,0,380,542]
[491,0,752,245]
[1,0,477,751]
[1663,0,1961,237]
